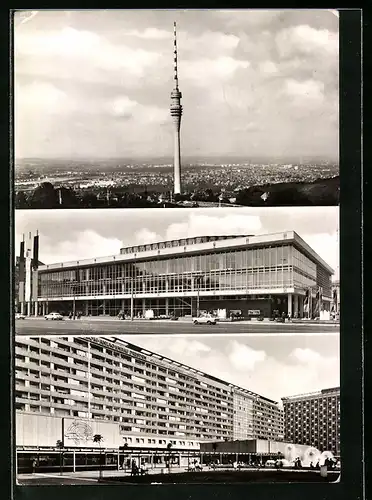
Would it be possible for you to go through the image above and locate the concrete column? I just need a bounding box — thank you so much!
[117,450,120,471]
[294,294,298,316]
[73,450,76,472]
[102,299,106,316]
[165,298,169,315]
[42,302,46,316]
[27,302,31,316]
[21,302,25,315]
[299,296,304,317]
[142,299,146,315]
[287,293,292,317]
[34,303,38,316]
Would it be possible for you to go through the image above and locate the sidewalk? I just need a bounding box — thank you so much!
[23,316,339,326]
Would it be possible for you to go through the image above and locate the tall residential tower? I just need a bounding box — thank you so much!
[170,22,183,195]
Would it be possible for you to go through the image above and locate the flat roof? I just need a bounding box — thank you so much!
[281,387,340,401]
[76,335,280,406]
[37,231,334,274]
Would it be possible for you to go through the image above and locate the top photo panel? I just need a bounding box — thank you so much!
[14,9,339,209]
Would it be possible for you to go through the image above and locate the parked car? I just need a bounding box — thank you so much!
[15,313,26,320]
[265,460,277,468]
[45,312,64,321]
[193,315,217,325]
[275,317,285,323]
[257,316,264,321]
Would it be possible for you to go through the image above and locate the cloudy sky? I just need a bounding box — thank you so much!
[15,206,339,278]
[117,334,340,404]
[14,9,339,160]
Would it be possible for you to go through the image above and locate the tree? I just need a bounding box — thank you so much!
[15,190,30,209]
[93,434,104,480]
[166,442,173,473]
[119,442,129,471]
[56,440,64,476]
[30,182,59,208]
[59,187,79,207]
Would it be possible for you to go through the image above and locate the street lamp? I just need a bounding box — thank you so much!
[194,275,203,317]
[130,258,136,321]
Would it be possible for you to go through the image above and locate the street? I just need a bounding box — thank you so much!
[15,318,340,336]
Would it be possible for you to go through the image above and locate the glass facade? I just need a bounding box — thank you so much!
[39,244,319,299]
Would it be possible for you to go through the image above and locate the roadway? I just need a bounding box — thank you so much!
[15,318,339,336]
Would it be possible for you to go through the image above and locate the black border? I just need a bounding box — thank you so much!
[3,7,364,500]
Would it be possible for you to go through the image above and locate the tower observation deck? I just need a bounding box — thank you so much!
[170,22,183,195]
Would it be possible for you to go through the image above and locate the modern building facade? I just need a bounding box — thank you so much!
[282,387,340,455]
[19,231,334,319]
[15,335,284,451]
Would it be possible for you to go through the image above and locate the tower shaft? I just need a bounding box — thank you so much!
[170,22,183,195]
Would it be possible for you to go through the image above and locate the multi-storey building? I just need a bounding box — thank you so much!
[282,387,340,455]
[15,336,284,451]
[18,231,334,319]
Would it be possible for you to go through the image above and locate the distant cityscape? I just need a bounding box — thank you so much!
[15,158,339,209]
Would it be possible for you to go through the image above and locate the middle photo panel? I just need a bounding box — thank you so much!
[15,206,339,335]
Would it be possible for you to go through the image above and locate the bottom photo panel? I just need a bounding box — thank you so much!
[15,333,340,485]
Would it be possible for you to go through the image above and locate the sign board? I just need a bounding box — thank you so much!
[63,418,120,449]
[248,310,261,316]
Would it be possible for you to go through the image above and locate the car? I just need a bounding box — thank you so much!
[193,315,217,325]
[45,312,64,321]
[15,313,26,320]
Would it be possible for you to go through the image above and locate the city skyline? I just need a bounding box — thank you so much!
[15,206,340,279]
[101,334,340,404]
[15,9,339,160]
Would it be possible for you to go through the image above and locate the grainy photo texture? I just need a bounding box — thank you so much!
[14,206,340,484]
[14,9,339,209]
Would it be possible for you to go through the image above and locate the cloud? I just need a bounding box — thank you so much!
[15,81,73,116]
[122,336,340,403]
[181,30,240,56]
[285,78,325,101]
[108,95,168,123]
[276,24,338,59]
[132,337,212,360]
[302,231,339,274]
[15,27,161,77]
[182,57,250,85]
[14,11,339,159]
[124,27,171,39]
[39,230,122,264]
[134,228,162,246]
[290,347,322,364]
[259,60,279,74]
[228,341,266,371]
[165,213,262,241]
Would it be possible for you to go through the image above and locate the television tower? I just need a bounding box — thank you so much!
[170,21,183,195]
